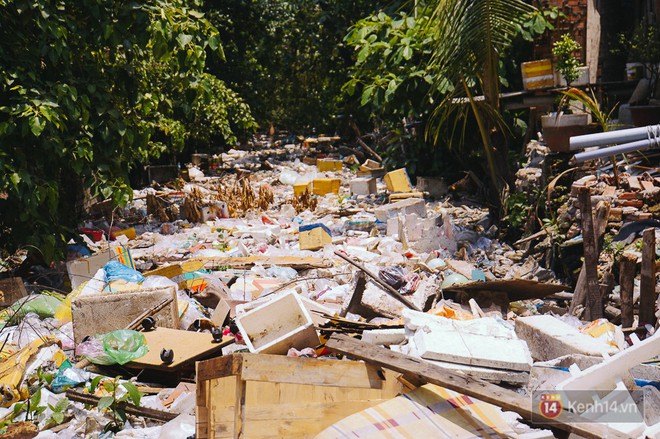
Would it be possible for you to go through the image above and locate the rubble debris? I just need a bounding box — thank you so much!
[0,134,657,437]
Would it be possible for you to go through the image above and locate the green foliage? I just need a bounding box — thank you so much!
[426,0,535,209]
[558,88,618,131]
[0,0,254,261]
[206,0,384,131]
[515,7,562,42]
[552,34,582,85]
[505,191,532,229]
[615,22,660,102]
[89,376,142,433]
[344,10,442,121]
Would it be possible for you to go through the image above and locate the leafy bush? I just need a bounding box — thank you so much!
[0,0,253,261]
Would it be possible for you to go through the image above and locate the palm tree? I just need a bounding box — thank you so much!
[426,0,535,211]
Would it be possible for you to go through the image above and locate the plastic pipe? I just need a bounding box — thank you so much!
[569,124,660,150]
[573,138,656,163]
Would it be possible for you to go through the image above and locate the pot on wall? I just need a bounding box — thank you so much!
[541,113,595,153]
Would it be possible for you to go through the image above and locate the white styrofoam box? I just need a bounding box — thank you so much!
[235,291,320,355]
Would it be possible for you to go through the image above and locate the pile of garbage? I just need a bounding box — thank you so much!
[0,134,658,438]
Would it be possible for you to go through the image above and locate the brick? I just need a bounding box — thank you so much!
[627,176,642,191]
[618,192,638,200]
[608,207,623,221]
[619,200,644,208]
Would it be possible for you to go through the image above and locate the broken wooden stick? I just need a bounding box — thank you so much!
[334,250,421,311]
[573,187,603,320]
[619,252,637,329]
[66,390,177,422]
[639,228,657,327]
[569,199,609,316]
[325,334,626,439]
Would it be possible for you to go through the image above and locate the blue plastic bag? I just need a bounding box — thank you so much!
[104,261,144,283]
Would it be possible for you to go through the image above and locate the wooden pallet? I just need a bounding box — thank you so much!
[196,353,402,438]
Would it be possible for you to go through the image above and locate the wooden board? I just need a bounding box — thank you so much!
[443,278,569,301]
[198,256,331,270]
[127,327,233,372]
[325,333,627,439]
[196,353,402,439]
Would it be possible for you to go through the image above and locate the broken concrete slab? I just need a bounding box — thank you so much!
[515,315,619,361]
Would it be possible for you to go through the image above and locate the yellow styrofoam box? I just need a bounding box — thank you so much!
[293,181,313,196]
[384,168,412,193]
[312,178,340,196]
[316,159,342,172]
[299,224,332,251]
[113,227,137,240]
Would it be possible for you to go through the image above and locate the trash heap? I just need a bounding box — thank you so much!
[0,134,658,438]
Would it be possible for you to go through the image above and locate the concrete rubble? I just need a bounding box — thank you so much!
[0,134,658,438]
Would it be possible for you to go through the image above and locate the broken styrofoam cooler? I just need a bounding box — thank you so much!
[235,291,320,355]
[71,285,179,344]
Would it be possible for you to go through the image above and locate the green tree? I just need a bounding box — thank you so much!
[0,0,253,261]
[205,0,385,132]
[426,0,535,211]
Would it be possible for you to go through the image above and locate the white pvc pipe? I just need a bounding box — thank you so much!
[573,138,655,162]
[569,124,660,150]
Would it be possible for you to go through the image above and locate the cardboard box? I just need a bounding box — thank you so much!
[67,247,135,290]
[0,277,27,308]
[312,178,340,196]
[384,168,413,193]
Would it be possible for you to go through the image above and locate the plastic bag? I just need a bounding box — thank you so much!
[104,261,145,283]
[2,295,62,325]
[378,266,420,294]
[378,266,406,289]
[78,330,148,365]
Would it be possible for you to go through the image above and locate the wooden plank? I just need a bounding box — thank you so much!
[240,354,384,389]
[127,327,233,371]
[640,228,657,326]
[619,252,637,329]
[574,188,603,320]
[199,256,330,270]
[197,354,243,382]
[325,333,627,439]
